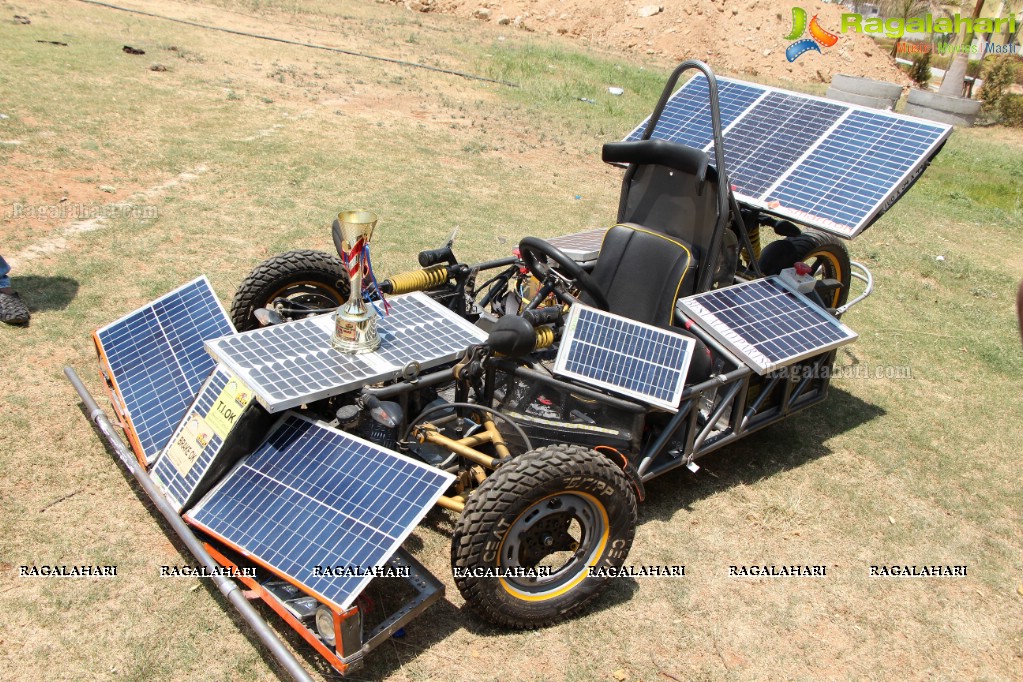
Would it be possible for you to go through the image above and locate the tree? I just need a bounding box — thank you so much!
[883,0,934,56]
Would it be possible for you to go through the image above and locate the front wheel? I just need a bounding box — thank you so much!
[230,249,350,331]
[451,444,637,629]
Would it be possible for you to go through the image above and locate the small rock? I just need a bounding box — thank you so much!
[936,255,945,261]
[763,48,771,56]
[497,15,510,24]
[99,185,116,193]
[122,45,145,55]
[149,63,168,72]
[473,7,491,19]
[732,7,739,15]
[608,86,624,96]
[0,113,8,119]
[637,5,662,18]
[13,15,30,24]
[613,670,627,682]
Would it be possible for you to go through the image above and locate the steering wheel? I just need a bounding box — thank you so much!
[518,237,609,311]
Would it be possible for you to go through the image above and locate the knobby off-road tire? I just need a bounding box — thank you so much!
[230,249,350,331]
[758,229,852,308]
[452,444,638,629]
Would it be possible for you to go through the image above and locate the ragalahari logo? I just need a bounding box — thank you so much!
[784,8,839,62]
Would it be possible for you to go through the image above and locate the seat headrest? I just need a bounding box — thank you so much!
[602,139,709,181]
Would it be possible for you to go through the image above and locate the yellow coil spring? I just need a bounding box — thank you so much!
[748,224,762,259]
[534,326,555,350]
[386,264,448,294]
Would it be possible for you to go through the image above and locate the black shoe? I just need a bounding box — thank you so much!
[0,289,31,325]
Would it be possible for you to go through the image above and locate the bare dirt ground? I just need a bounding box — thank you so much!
[390,0,911,83]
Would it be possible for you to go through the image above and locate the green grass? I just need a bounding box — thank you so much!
[2,1,1022,681]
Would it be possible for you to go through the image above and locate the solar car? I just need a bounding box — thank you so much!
[70,61,950,677]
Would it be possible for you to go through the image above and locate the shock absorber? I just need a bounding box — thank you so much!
[379,264,449,295]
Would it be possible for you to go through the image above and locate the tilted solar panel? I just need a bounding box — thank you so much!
[151,365,266,512]
[93,276,235,464]
[677,276,857,375]
[554,305,695,411]
[206,292,488,412]
[546,228,608,264]
[625,75,951,238]
[185,412,454,611]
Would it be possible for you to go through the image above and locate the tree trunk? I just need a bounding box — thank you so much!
[938,0,985,97]
[938,53,970,96]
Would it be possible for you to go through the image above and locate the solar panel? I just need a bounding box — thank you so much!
[150,365,263,512]
[93,276,235,464]
[547,228,608,264]
[624,75,951,238]
[677,276,857,375]
[206,292,488,413]
[185,412,454,611]
[553,305,695,411]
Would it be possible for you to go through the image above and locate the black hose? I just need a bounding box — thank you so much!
[77,0,518,87]
[402,401,532,454]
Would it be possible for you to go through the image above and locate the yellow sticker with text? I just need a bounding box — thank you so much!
[205,375,253,440]
[166,415,215,477]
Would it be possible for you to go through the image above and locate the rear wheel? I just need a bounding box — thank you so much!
[758,229,851,308]
[451,444,637,629]
[230,249,350,331]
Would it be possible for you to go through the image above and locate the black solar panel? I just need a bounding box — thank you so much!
[94,277,235,464]
[186,412,454,610]
[206,292,488,412]
[624,75,951,238]
[554,305,695,411]
[677,277,857,375]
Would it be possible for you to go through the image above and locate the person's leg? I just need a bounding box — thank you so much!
[0,255,31,325]
[1017,279,1023,347]
[0,255,10,289]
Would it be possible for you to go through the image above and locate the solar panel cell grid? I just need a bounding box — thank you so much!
[678,277,857,374]
[206,292,488,412]
[626,76,765,150]
[554,306,694,411]
[94,276,235,463]
[186,413,454,610]
[622,75,951,238]
[546,228,608,263]
[715,92,846,197]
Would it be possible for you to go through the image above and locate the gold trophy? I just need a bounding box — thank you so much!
[330,210,380,353]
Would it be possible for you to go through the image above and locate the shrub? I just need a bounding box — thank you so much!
[981,57,1017,112]
[909,52,932,86]
[1000,94,1023,127]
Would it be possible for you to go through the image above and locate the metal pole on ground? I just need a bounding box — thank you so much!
[64,366,316,682]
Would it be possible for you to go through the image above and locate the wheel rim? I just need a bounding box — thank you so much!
[266,280,344,320]
[498,491,609,600]
[802,250,845,308]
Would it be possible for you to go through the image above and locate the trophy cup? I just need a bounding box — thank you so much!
[330,210,380,353]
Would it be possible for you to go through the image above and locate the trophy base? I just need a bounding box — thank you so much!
[331,307,380,354]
